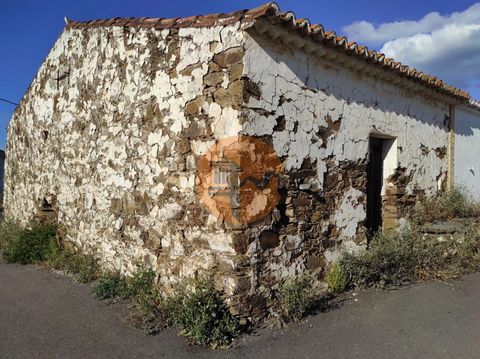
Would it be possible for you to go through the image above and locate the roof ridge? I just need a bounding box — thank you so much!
[65,2,279,30]
[65,1,470,101]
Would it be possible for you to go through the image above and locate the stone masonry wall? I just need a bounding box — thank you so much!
[235,30,451,314]
[5,22,452,322]
[5,24,253,312]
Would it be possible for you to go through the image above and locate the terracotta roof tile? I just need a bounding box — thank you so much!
[65,1,471,100]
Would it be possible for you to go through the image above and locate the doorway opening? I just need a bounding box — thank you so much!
[366,136,397,239]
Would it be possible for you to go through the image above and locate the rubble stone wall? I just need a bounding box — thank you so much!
[5,24,250,304]
[237,30,451,310]
[5,23,452,322]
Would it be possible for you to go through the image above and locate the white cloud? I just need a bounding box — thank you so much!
[343,3,480,46]
[342,3,480,96]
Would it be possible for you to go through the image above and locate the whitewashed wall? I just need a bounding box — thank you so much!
[239,30,451,292]
[455,106,480,199]
[5,24,248,294]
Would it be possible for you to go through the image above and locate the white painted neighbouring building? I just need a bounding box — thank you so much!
[4,2,480,321]
[455,100,480,199]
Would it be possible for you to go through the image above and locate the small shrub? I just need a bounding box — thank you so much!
[66,254,100,283]
[340,229,417,288]
[173,276,239,348]
[43,239,100,283]
[0,221,23,250]
[340,224,480,289]
[123,268,174,334]
[92,273,128,300]
[277,273,314,322]
[412,187,480,224]
[44,237,73,269]
[326,263,348,293]
[127,268,156,299]
[2,223,56,264]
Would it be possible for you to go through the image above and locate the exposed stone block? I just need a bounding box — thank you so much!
[259,230,280,250]
[213,47,244,68]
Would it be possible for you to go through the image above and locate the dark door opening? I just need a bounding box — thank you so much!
[366,137,384,239]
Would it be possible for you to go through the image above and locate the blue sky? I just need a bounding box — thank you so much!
[1,0,479,150]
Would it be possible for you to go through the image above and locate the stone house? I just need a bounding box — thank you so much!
[4,2,478,321]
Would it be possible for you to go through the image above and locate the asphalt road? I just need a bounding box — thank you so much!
[1,256,479,359]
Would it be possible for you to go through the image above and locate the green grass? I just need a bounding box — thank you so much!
[0,221,99,283]
[92,273,128,300]
[65,254,100,283]
[0,221,23,250]
[126,268,157,299]
[2,222,56,265]
[119,268,174,334]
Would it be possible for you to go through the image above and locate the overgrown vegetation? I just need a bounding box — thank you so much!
[1,222,56,264]
[92,269,239,347]
[2,187,480,346]
[277,273,314,322]
[412,187,480,224]
[122,268,174,335]
[339,225,480,289]
[0,220,24,251]
[0,221,99,282]
[63,254,100,283]
[92,273,128,300]
[332,188,480,290]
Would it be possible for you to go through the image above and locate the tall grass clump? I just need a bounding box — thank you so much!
[0,220,100,283]
[92,272,128,300]
[340,225,480,289]
[412,187,480,224]
[325,263,348,293]
[122,268,173,334]
[0,220,23,250]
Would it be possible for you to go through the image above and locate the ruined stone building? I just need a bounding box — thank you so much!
[5,2,480,320]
